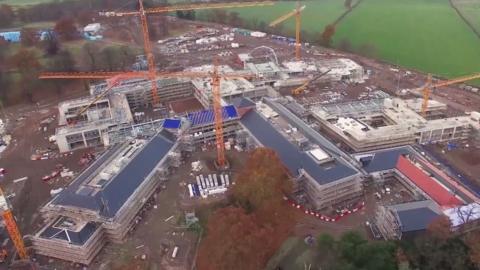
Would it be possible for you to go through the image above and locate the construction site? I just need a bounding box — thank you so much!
[1,0,480,269]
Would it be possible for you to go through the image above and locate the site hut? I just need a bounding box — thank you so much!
[32,130,180,265]
[239,98,363,210]
[310,97,477,152]
[56,94,133,153]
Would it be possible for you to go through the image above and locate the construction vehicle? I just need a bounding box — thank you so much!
[420,72,480,116]
[291,69,331,95]
[0,187,28,261]
[269,2,306,60]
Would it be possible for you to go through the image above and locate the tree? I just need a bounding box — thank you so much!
[232,148,292,212]
[76,10,93,25]
[228,12,243,27]
[0,5,14,28]
[196,207,277,270]
[8,48,41,73]
[54,18,78,41]
[81,42,100,69]
[358,43,377,58]
[7,49,43,103]
[196,148,297,270]
[320,24,336,47]
[99,45,136,71]
[20,28,39,47]
[47,50,76,72]
[338,38,353,52]
[465,231,480,268]
[43,32,60,55]
[331,231,397,270]
[317,233,337,269]
[345,0,353,9]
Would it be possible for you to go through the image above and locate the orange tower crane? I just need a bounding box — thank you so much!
[0,187,27,260]
[98,0,274,106]
[269,2,306,60]
[420,73,480,116]
[41,67,254,167]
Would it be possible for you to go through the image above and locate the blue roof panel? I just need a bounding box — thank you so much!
[162,119,181,129]
[188,105,238,127]
[240,110,358,185]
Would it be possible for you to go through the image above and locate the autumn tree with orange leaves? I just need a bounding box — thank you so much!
[196,148,297,270]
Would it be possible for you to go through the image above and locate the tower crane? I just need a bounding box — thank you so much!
[94,0,274,106]
[0,187,28,261]
[269,2,306,60]
[41,67,254,168]
[39,1,271,165]
[420,72,480,116]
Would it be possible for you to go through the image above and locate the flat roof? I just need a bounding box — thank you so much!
[391,200,441,233]
[51,130,176,218]
[396,156,462,207]
[356,147,412,173]
[240,110,358,185]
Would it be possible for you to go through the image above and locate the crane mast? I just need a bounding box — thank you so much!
[137,0,159,106]
[0,188,27,260]
[421,72,480,116]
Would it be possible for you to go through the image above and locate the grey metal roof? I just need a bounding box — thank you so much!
[52,131,176,218]
[40,222,99,246]
[358,147,412,173]
[390,200,441,233]
[240,110,358,185]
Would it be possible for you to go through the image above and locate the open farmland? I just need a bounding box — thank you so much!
[333,0,480,78]
[216,0,480,79]
[453,0,480,34]
[198,0,351,37]
[0,0,60,7]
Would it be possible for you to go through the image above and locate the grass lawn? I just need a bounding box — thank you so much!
[332,0,480,78]
[198,0,351,36]
[454,0,480,34]
[265,237,318,270]
[0,0,59,7]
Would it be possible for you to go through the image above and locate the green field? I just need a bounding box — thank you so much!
[454,0,480,34]
[333,0,480,77]
[225,0,480,78]
[0,0,59,6]
[204,0,351,37]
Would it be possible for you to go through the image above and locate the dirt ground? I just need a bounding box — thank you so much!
[0,105,100,235]
[35,149,249,270]
[169,98,204,114]
[425,143,480,185]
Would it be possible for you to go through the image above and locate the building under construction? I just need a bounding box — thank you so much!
[32,130,181,264]
[311,97,478,152]
[239,98,363,209]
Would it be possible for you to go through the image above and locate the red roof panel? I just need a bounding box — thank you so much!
[396,156,462,207]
